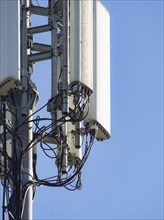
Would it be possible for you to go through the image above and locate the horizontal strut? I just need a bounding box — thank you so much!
[28,25,51,34]
[28,52,52,63]
[0,132,58,145]
[31,43,51,52]
[33,133,58,144]
[30,5,49,16]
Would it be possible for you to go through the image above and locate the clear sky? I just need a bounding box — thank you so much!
[30,0,164,219]
[1,0,163,219]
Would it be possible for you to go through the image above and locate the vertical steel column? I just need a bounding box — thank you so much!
[18,111,33,220]
[21,0,33,219]
[61,0,70,174]
[50,0,58,132]
[2,103,7,220]
[21,0,28,117]
[62,0,69,114]
[51,11,58,98]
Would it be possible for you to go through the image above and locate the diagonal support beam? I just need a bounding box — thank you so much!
[53,0,63,13]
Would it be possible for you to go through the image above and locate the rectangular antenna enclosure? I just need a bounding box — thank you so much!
[55,97,82,167]
[0,0,20,96]
[55,121,82,167]
[70,0,93,94]
[84,0,111,141]
[67,121,82,166]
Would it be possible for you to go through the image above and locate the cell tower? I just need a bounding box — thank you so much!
[0,0,110,219]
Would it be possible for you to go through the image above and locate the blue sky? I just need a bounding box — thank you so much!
[30,1,164,219]
[1,0,163,219]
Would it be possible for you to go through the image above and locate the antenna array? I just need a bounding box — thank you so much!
[0,0,110,219]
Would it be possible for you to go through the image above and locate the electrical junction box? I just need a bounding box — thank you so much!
[84,0,111,141]
[55,97,82,167]
[67,121,82,166]
[0,0,20,96]
[67,96,82,165]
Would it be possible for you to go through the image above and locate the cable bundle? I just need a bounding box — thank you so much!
[0,92,96,219]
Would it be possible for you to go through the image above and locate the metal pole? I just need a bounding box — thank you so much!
[21,0,28,117]
[2,102,7,220]
[49,0,58,132]
[50,4,58,98]
[62,0,69,114]
[17,111,33,220]
[21,0,33,219]
[61,0,70,174]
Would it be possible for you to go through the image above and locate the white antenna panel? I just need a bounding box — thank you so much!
[84,0,111,141]
[70,0,93,92]
[0,0,20,96]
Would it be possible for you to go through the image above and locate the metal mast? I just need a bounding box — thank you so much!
[7,0,37,219]
[20,1,33,218]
